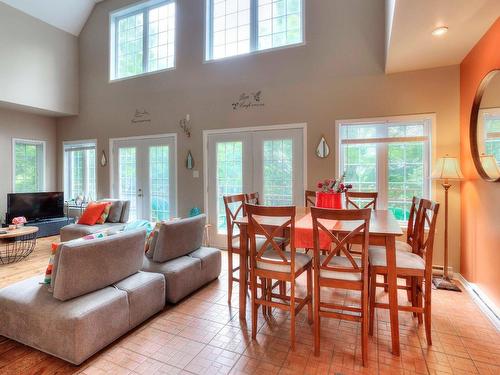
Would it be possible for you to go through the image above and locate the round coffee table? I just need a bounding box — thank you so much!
[0,226,39,264]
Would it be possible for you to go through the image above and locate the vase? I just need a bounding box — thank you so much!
[315,192,344,209]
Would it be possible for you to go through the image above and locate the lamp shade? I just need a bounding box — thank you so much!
[431,156,464,180]
[480,154,500,179]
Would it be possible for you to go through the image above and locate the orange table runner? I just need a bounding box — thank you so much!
[294,214,336,250]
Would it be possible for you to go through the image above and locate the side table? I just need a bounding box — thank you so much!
[0,226,39,264]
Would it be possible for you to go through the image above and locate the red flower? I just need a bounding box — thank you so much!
[317,182,323,188]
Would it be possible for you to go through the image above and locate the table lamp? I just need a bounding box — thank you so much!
[431,155,463,292]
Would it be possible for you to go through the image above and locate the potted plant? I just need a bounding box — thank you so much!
[315,174,352,209]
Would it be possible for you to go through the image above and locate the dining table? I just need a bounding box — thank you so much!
[234,206,404,356]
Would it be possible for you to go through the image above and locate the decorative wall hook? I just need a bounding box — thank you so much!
[100,150,107,167]
[186,151,194,169]
[180,114,191,138]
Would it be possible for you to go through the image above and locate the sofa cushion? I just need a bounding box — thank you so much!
[0,276,130,365]
[142,256,203,304]
[99,199,124,223]
[51,229,146,301]
[78,202,109,225]
[189,247,222,282]
[152,214,206,263]
[114,271,165,328]
[60,222,125,242]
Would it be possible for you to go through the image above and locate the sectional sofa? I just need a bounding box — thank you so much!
[0,214,221,365]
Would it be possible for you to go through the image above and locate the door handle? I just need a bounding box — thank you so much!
[138,188,143,198]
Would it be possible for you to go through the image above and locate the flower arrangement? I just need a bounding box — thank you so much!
[12,216,27,226]
[316,173,353,193]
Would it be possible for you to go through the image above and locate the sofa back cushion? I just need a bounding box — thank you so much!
[98,199,130,223]
[153,214,205,263]
[51,229,146,301]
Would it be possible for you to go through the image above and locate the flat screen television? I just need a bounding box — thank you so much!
[6,192,64,223]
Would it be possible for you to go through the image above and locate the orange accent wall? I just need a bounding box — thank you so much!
[460,18,500,307]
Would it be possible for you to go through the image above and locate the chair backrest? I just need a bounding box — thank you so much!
[406,196,422,250]
[345,191,378,210]
[245,204,295,273]
[305,190,316,207]
[311,207,371,281]
[413,198,440,275]
[223,194,246,250]
[245,192,260,205]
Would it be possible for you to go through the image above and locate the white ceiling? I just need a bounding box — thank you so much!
[0,0,103,36]
[386,0,500,73]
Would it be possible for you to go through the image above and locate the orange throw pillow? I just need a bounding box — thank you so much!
[78,202,110,225]
[95,202,112,224]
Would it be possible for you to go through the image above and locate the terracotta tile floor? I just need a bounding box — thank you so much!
[0,240,499,374]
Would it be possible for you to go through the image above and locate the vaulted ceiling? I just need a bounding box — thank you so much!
[0,0,103,36]
[386,0,500,73]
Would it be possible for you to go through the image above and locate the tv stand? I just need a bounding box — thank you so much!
[26,217,75,238]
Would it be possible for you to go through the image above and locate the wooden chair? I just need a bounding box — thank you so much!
[345,191,378,210]
[369,198,439,346]
[245,192,260,205]
[246,204,313,350]
[311,207,371,365]
[305,190,316,207]
[223,194,247,304]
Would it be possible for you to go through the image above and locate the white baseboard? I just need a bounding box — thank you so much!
[455,274,500,331]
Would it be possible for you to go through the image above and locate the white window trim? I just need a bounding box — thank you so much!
[109,0,177,82]
[63,139,98,201]
[204,0,306,62]
[12,138,46,193]
[334,113,436,217]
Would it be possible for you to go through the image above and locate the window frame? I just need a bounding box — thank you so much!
[205,0,306,62]
[109,0,176,82]
[334,114,436,222]
[12,138,46,193]
[63,140,98,201]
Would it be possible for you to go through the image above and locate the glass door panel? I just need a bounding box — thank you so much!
[262,139,294,205]
[118,147,138,220]
[149,145,170,221]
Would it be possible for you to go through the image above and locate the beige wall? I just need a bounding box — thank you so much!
[0,108,58,222]
[56,0,461,271]
[0,2,79,115]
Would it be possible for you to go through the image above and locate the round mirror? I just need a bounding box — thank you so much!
[316,136,330,158]
[471,69,500,182]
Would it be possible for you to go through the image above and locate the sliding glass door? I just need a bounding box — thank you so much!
[207,127,304,247]
[112,135,176,221]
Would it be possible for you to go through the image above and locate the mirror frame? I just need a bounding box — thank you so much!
[470,69,500,182]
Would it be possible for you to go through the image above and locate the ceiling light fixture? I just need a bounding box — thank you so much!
[432,26,449,36]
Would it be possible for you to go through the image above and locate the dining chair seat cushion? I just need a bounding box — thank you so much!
[369,247,425,270]
[318,255,363,281]
[396,240,412,252]
[232,235,286,250]
[256,250,312,273]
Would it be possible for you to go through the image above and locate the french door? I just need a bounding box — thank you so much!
[111,135,176,221]
[206,127,305,247]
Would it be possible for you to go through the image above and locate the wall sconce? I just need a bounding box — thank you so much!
[100,150,107,167]
[180,114,191,138]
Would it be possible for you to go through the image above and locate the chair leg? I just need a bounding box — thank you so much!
[424,277,432,345]
[227,250,233,304]
[307,267,313,324]
[290,279,296,351]
[251,269,258,340]
[406,277,412,302]
[279,280,285,297]
[266,278,272,316]
[362,274,369,367]
[417,277,423,325]
[369,268,376,336]
[260,277,267,317]
[383,274,388,292]
[411,276,418,318]
[313,270,321,356]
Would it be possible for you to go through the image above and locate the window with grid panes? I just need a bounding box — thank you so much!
[13,139,45,193]
[110,0,176,80]
[206,0,303,60]
[337,116,433,222]
[63,141,97,201]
